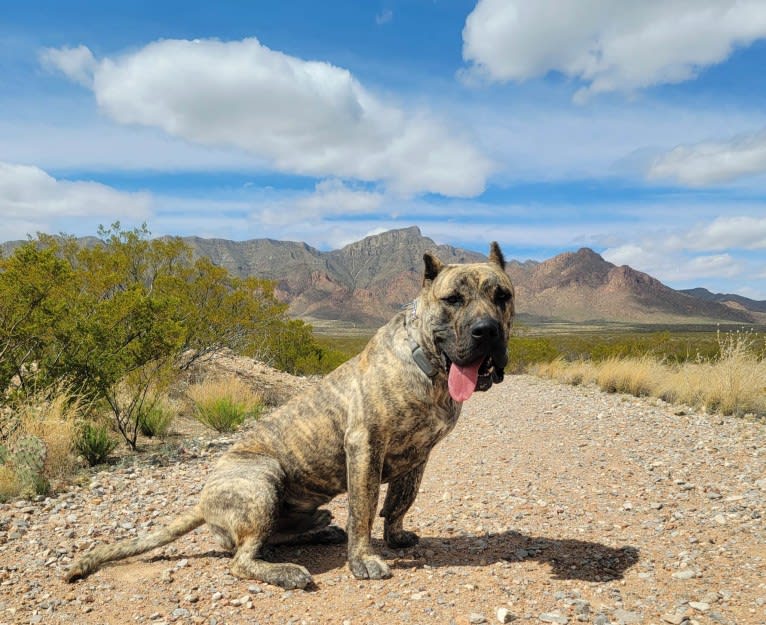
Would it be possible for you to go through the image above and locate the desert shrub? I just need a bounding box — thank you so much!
[188,377,263,432]
[506,337,560,373]
[75,422,118,466]
[532,357,596,386]
[138,398,175,438]
[3,435,49,498]
[594,355,660,397]
[0,382,85,499]
[0,223,338,450]
[700,330,766,416]
[0,465,20,501]
[531,330,766,418]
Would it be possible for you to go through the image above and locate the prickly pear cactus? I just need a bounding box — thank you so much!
[11,435,49,497]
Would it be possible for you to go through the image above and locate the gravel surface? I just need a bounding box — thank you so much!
[1,374,765,625]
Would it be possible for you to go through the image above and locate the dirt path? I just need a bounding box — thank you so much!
[1,375,764,625]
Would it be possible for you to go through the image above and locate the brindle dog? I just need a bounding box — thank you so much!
[65,243,515,590]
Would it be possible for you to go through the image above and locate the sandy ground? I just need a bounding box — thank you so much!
[1,374,764,625]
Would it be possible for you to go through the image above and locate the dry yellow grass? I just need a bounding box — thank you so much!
[0,382,85,499]
[187,376,263,432]
[531,331,766,418]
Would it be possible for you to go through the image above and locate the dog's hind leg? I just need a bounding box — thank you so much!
[201,455,314,590]
[269,507,347,546]
[230,536,314,590]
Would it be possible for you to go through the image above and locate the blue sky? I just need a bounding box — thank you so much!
[2,1,766,299]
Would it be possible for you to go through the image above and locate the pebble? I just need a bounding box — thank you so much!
[613,609,641,624]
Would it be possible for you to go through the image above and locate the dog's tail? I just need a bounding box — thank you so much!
[64,507,205,582]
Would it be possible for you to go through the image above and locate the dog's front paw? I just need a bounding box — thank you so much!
[349,554,391,580]
[385,529,419,549]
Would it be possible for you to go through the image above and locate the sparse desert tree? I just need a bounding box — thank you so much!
[0,223,338,453]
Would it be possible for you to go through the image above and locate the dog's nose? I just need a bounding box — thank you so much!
[471,318,500,342]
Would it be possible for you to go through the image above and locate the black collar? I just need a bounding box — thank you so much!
[409,338,437,378]
[405,300,438,378]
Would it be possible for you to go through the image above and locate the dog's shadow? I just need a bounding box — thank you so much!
[271,529,639,583]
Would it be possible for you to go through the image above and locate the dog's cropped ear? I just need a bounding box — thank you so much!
[488,241,506,270]
[423,252,444,285]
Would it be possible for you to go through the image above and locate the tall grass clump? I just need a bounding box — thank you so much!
[75,421,118,467]
[532,357,596,386]
[530,329,766,418]
[188,377,264,432]
[0,382,84,500]
[594,355,663,397]
[137,398,175,438]
[700,330,766,416]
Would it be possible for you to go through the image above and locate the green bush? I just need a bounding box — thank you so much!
[506,337,560,373]
[194,398,249,432]
[138,401,175,438]
[76,422,118,466]
[188,378,264,433]
[0,223,340,450]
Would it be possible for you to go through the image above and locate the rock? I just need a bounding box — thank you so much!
[497,607,515,623]
[540,613,568,624]
[469,613,487,624]
[671,569,696,580]
[688,602,710,612]
[613,609,641,624]
[661,613,686,625]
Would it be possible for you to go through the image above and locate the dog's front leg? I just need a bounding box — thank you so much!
[344,426,391,580]
[380,461,426,548]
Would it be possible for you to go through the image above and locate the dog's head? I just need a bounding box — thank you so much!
[415,242,514,402]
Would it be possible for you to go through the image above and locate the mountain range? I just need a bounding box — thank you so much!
[181,226,765,327]
[4,226,765,327]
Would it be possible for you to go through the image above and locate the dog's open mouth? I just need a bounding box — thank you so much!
[446,354,504,402]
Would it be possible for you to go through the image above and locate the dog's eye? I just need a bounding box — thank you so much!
[442,293,463,306]
[495,289,512,306]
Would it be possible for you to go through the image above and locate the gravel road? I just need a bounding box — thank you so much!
[1,374,764,625]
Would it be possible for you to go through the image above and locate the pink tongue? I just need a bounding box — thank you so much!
[448,361,483,402]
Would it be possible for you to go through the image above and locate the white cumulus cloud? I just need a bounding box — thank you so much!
[39,44,97,87]
[252,179,385,227]
[0,161,151,239]
[686,216,766,250]
[648,129,766,185]
[42,38,492,197]
[601,214,766,283]
[462,0,766,101]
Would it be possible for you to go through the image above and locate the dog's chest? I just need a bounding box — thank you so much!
[381,401,459,480]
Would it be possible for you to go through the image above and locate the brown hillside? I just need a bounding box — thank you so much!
[3,229,762,327]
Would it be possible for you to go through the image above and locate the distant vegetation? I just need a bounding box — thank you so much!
[531,329,766,418]
[0,224,345,499]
